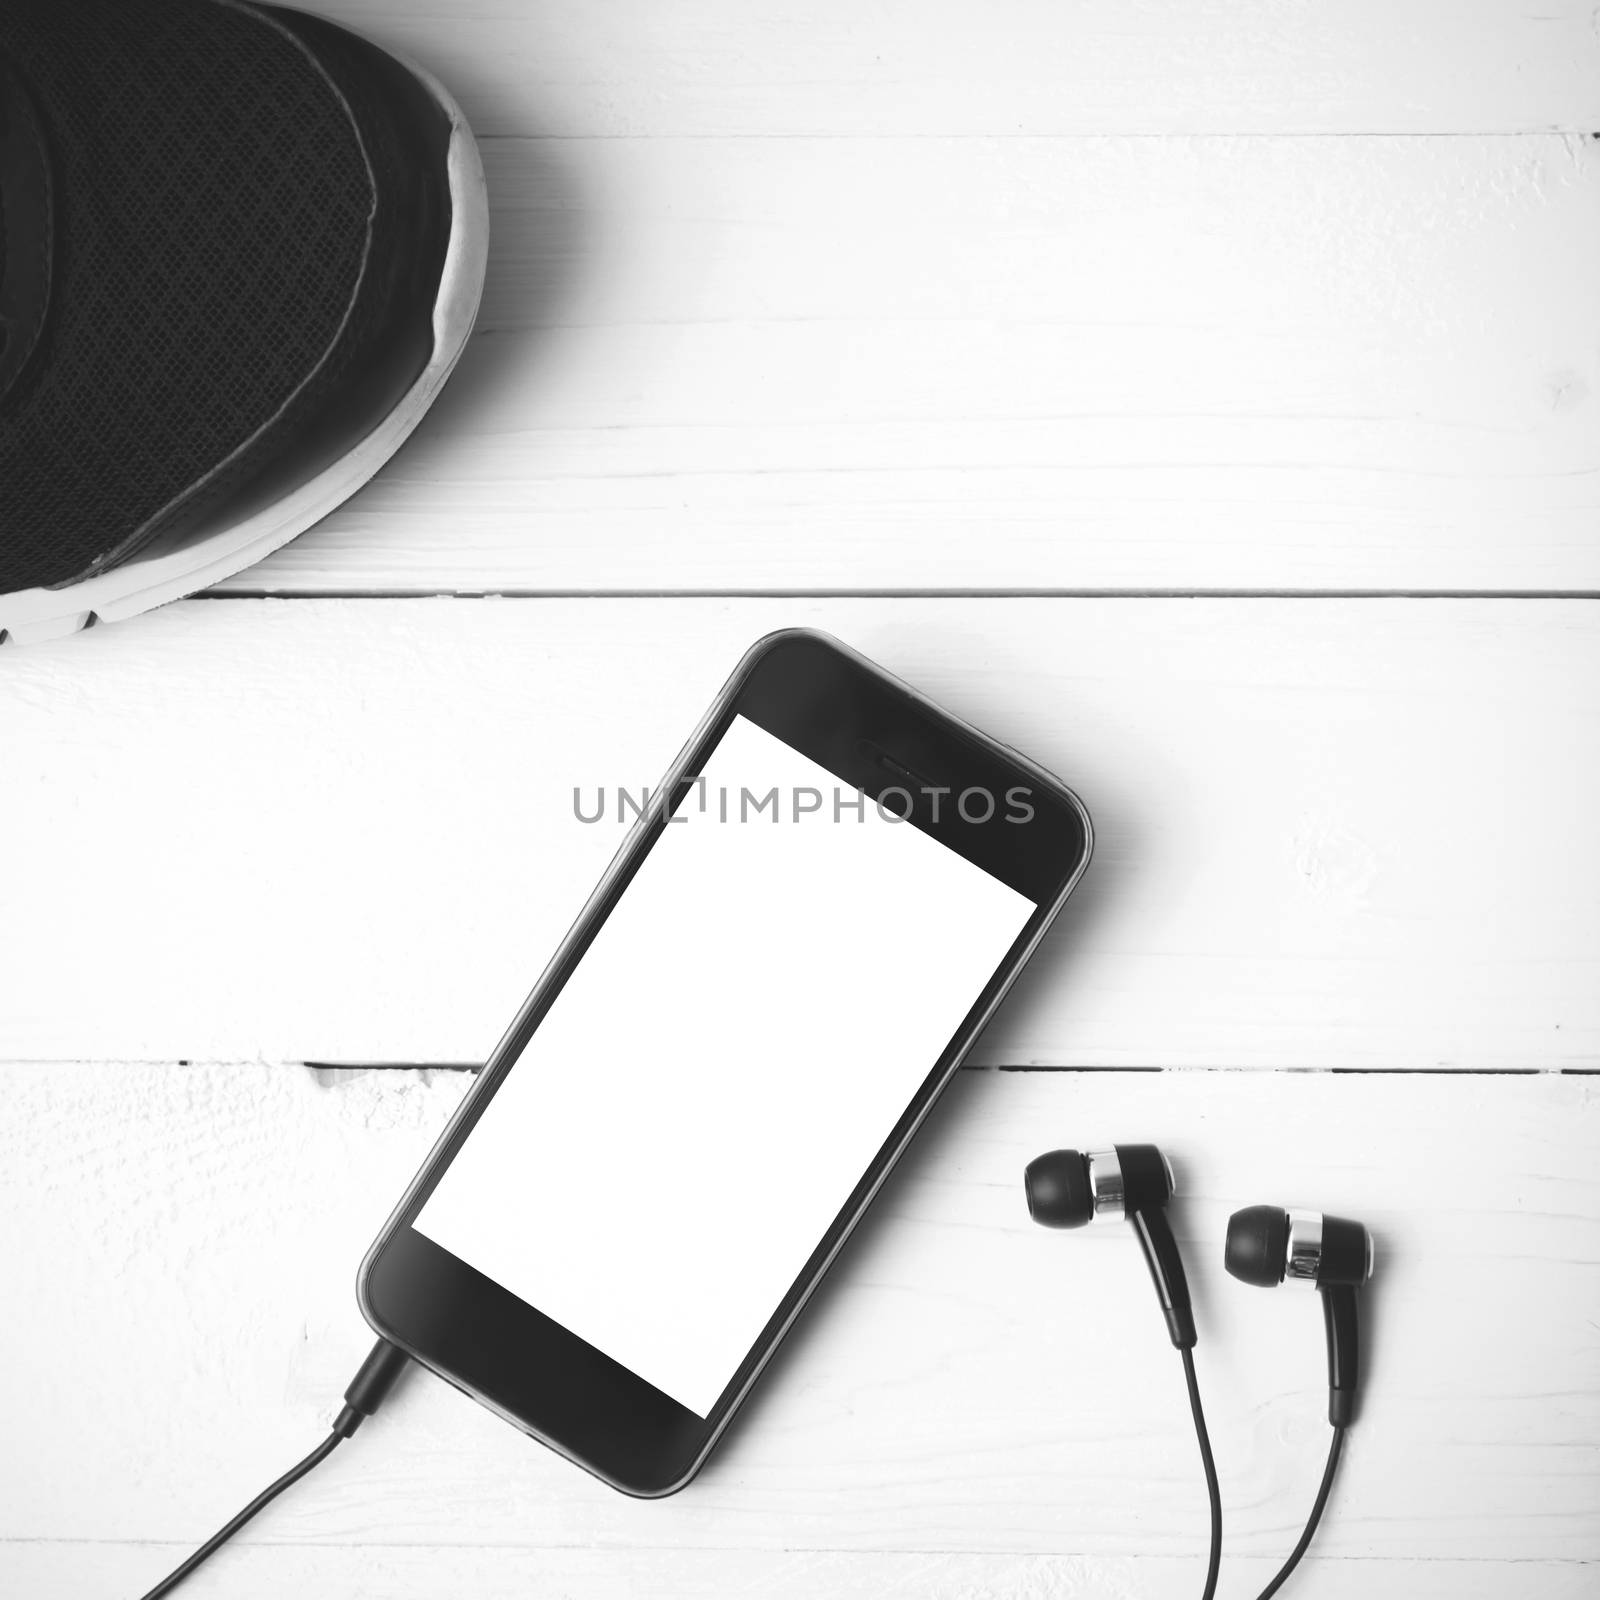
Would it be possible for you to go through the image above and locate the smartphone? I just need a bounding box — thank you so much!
[357,630,1092,1495]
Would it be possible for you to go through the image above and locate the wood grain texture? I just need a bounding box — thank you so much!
[1,1065,1593,1589]
[3,598,1595,1069]
[309,0,1600,136]
[214,134,1600,596]
[12,1546,1596,1600]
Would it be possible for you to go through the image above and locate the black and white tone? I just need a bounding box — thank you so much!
[1,3,1596,1599]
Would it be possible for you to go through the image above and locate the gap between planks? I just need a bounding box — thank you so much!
[198,588,1600,601]
[290,1062,1593,1074]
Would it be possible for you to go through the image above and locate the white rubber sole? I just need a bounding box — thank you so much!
[0,60,489,647]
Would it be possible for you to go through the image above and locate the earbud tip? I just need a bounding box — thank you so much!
[1225,1204,1289,1287]
[1025,1149,1094,1228]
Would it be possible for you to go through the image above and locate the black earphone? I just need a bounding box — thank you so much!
[1024,1144,1196,1348]
[1226,1203,1374,1426]
[1026,1143,1375,1600]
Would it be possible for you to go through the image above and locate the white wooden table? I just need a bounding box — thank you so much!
[3,5,1597,1597]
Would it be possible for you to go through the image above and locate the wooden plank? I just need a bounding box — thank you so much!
[215,134,1600,596]
[2,597,1596,1069]
[9,1544,1595,1600]
[311,0,1600,136]
[1,1065,1594,1574]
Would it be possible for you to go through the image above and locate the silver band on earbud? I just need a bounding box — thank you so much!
[1087,1148,1125,1221]
[1285,1208,1324,1286]
[1086,1146,1178,1223]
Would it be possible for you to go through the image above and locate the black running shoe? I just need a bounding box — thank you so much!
[0,0,487,644]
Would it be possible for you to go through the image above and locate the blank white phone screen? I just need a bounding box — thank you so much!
[416,713,1036,1417]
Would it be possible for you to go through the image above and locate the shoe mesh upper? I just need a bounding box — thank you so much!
[0,0,375,593]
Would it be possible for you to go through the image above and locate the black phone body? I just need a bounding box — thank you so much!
[357,630,1091,1496]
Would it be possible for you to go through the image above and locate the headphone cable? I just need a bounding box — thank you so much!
[133,1332,1335,1600]
[1179,1347,1222,1600]
[134,1337,410,1600]
[1252,1424,1345,1600]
